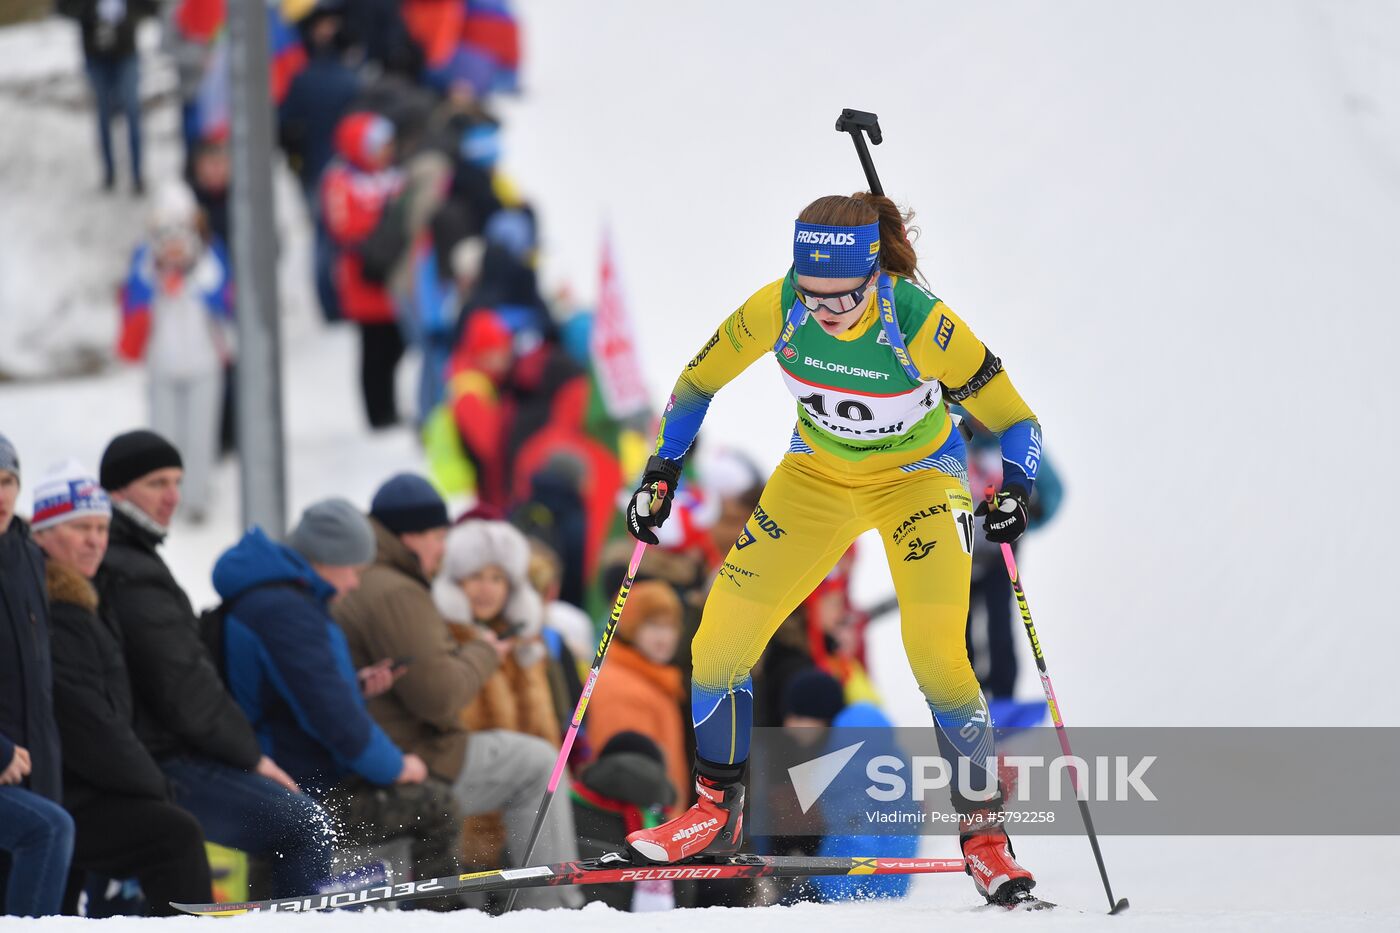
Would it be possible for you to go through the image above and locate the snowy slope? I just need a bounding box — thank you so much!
[0,18,319,381]
[2,0,1399,927]
[0,19,176,379]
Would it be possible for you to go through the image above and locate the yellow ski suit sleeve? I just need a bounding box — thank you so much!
[907,299,1038,434]
[654,280,784,460]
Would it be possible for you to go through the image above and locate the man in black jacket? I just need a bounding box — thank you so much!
[0,435,74,917]
[96,430,332,898]
[33,457,212,916]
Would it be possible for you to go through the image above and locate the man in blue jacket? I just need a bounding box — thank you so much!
[213,499,460,892]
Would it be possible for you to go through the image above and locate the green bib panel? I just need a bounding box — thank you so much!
[775,278,948,461]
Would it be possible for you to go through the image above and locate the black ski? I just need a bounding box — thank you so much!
[171,852,966,915]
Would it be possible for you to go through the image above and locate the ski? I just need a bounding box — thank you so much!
[171,852,967,915]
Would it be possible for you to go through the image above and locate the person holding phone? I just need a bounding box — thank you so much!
[333,475,581,908]
[215,498,456,899]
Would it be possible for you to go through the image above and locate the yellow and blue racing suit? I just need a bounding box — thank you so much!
[655,272,1041,803]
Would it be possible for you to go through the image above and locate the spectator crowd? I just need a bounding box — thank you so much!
[1,418,1059,915]
[0,426,856,915]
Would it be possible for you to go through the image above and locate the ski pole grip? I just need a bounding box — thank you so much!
[835,108,884,196]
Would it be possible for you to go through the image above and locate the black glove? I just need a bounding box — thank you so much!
[975,487,1030,544]
[625,456,681,545]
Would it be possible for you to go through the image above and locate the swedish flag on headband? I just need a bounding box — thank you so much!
[793,220,880,278]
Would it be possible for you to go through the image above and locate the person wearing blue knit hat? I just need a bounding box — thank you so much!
[371,472,451,535]
[338,475,585,909]
[366,472,452,599]
[333,475,531,906]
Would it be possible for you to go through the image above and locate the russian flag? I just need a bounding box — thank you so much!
[268,4,308,105]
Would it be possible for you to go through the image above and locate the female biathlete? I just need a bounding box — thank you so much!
[621,192,1044,905]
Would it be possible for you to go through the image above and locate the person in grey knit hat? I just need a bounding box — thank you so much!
[211,498,458,899]
[1,432,77,918]
[287,498,377,597]
[0,432,20,535]
[0,432,18,479]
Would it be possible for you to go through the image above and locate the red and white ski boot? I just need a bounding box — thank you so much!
[961,826,1036,905]
[625,774,744,864]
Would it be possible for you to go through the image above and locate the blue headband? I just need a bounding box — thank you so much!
[792,220,881,278]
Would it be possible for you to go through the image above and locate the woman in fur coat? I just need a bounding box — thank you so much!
[432,519,581,908]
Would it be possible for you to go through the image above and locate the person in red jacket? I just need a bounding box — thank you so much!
[444,310,513,506]
[321,112,405,428]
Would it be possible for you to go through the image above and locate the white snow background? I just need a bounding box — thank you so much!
[2,0,1399,928]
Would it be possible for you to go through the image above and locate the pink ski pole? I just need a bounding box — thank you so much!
[983,486,1128,915]
[503,534,652,910]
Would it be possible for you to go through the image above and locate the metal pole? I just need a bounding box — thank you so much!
[228,0,287,535]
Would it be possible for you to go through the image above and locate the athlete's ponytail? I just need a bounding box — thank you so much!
[797,192,920,279]
[855,192,919,279]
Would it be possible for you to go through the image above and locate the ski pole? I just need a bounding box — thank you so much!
[983,486,1129,915]
[503,529,655,912]
[835,108,885,195]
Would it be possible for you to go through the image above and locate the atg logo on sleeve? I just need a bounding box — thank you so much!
[934,314,956,350]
